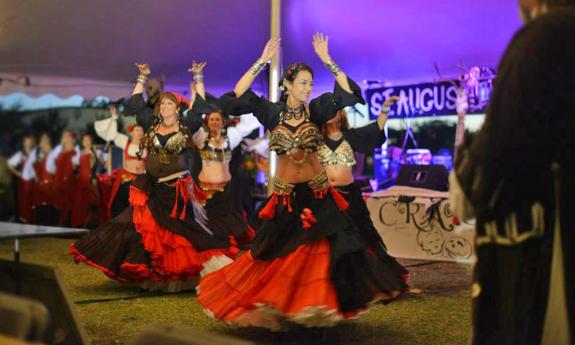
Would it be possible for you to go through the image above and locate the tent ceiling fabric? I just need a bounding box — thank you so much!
[0,0,521,93]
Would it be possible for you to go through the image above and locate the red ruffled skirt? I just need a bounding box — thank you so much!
[197,181,408,330]
[71,175,238,287]
[198,239,404,330]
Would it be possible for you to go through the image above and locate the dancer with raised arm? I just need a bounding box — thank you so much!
[95,105,147,219]
[197,34,407,330]
[71,63,238,292]
[188,61,260,247]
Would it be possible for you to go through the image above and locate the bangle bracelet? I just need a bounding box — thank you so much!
[193,74,204,83]
[381,105,391,113]
[250,59,267,76]
[324,59,342,77]
[136,74,148,85]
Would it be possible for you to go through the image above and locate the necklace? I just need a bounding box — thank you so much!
[284,104,305,121]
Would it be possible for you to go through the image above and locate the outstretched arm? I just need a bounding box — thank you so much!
[185,61,210,133]
[123,64,155,129]
[312,32,351,93]
[233,37,280,97]
[376,96,399,129]
[132,63,151,96]
[188,61,207,101]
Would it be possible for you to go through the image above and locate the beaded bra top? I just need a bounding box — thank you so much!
[199,139,232,162]
[147,130,189,165]
[269,107,323,155]
[317,138,356,167]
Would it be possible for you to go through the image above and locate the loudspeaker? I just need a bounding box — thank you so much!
[396,164,449,191]
[0,260,90,345]
[128,323,254,345]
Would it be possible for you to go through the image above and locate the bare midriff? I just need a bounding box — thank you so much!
[124,159,146,175]
[199,161,232,184]
[324,165,354,186]
[275,150,325,184]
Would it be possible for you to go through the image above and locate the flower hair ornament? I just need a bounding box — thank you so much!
[279,63,310,92]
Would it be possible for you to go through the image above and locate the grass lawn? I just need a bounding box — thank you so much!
[0,238,472,345]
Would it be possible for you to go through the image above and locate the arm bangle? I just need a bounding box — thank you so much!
[249,59,267,76]
[193,74,204,83]
[324,59,342,77]
[136,74,148,85]
[381,105,391,113]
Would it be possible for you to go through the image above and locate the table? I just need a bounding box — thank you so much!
[0,222,88,293]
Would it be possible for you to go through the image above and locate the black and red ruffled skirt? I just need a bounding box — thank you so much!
[70,174,238,287]
[197,174,409,330]
[336,181,409,272]
[199,180,255,249]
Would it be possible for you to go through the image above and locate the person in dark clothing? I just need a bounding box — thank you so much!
[451,1,575,343]
[71,63,238,292]
[187,61,260,248]
[197,34,407,330]
[319,98,408,285]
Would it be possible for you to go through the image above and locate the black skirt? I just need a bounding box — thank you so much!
[336,182,407,266]
[71,174,237,284]
[110,180,132,218]
[201,180,253,249]
[251,182,408,313]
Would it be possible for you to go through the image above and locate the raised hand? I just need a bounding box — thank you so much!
[259,37,281,62]
[378,96,399,129]
[312,32,330,63]
[383,96,399,108]
[134,63,151,76]
[188,61,207,75]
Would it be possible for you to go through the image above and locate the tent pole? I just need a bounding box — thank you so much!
[267,0,281,194]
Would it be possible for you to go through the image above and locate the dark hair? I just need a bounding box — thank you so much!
[204,111,228,140]
[322,109,350,139]
[21,133,35,142]
[38,131,51,141]
[205,111,225,124]
[279,63,313,103]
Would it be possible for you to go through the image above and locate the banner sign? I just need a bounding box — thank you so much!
[365,80,488,120]
[366,186,475,263]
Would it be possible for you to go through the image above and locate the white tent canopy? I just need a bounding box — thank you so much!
[0,0,522,100]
